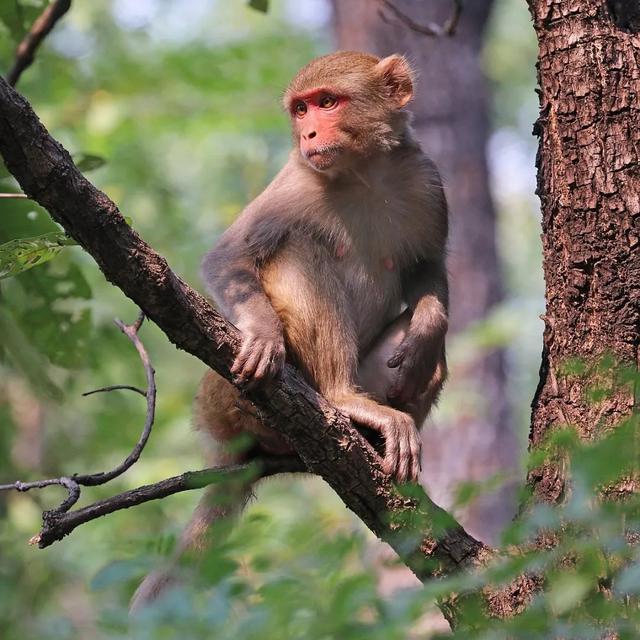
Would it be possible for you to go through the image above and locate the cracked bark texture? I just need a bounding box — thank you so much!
[528,0,640,502]
[332,0,517,545]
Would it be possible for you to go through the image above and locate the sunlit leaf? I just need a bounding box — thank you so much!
[0,232,76,280]
[10,262,93,368]
[74,153,107,173]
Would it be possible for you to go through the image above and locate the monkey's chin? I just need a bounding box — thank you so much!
[303,148,341,172]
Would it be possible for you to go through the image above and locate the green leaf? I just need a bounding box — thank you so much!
[74,153,107,172]
[0,232,76,280]
[248,0,269,13]
[11,262,93,368]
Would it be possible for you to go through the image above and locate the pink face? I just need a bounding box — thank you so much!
[289,90,348,171]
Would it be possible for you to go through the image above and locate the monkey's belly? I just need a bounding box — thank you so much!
[338,258,403,350]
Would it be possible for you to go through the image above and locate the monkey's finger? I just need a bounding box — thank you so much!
[397,430,411,483]
[247,352,272,387]
[236,345,263,382]
[387,349,405,369]
[409,430,422,482]
[382,423,400,477]
[246,347,281,389]
[231,339,256,377]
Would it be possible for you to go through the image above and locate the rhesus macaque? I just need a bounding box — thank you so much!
[131,51,448,610]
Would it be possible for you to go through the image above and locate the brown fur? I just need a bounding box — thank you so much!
[132,51,449,610]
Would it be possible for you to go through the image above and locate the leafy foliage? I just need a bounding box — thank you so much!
[0,231,76,279]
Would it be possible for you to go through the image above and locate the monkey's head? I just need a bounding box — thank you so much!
[283,51,415,173]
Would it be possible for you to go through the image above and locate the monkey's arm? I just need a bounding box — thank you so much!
[201,211,288,387]
[387,260,448,405]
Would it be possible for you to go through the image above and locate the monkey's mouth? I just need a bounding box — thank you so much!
[304,146,341,170]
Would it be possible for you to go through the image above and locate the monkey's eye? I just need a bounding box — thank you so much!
[319,95,338,109]
[294,102,307,117]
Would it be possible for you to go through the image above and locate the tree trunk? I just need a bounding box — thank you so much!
[332,0,517,544]
[528,0,640,503]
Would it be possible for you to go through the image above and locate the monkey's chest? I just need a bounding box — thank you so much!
[335,249,403,349]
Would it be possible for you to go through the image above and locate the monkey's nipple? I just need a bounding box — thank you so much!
[382,256,395,271]
[336,243,348,259]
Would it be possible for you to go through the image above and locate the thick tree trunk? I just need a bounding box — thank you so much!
[332,0,517,544]
[528,0,640,502]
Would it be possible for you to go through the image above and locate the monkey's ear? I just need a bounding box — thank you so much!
[375,54,415,108]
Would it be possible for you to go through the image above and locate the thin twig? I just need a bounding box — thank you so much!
[82,385,146,398]
[378,0,463,37]
[444,0,463,36]
[36,456,305,548]
[0,476,80,513]
[0,192,28,199]
[6,0,72,87]
[0,311,154,512]
[75,312,155,486]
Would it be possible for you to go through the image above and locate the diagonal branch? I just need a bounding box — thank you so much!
[0,76,542,624]
[0,73,486,582]
[5,0,72,87]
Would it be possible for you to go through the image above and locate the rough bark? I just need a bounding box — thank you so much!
[332,0,516,544]
[0,75,488,586]
[528,0,640,502]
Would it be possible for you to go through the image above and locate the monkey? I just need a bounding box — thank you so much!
[131,51,448,611]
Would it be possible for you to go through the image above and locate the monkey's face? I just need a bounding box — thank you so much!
[289,91,352,172]
[284,52,416,174]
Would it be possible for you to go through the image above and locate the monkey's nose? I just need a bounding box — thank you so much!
[303,130,317,141]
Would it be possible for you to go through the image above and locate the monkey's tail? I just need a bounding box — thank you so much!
[129,480,253,613]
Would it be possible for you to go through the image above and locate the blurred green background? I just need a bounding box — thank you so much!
[0,0,545,637]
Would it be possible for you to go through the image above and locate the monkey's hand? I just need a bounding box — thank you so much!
[387,331,441,406]
[231,325,286,390]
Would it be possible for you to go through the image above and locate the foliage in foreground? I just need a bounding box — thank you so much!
[15,381,636,640]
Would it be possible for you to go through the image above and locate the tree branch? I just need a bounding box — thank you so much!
[5,0,72,87]
[37,456,306,547]
[0,75,541,623]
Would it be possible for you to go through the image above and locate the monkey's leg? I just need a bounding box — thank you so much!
[262,248,421,482]
[130,371,290,612]
[358,311,448,427]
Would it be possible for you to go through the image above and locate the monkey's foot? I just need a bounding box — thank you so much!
[332,396,421,483]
